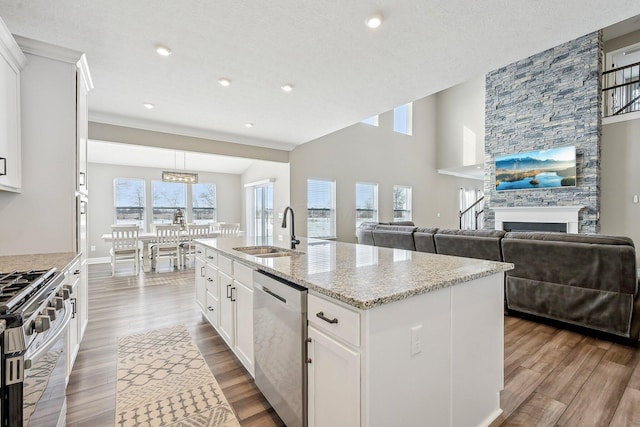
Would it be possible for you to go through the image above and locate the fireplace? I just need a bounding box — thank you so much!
[502,221,567,232]
[493,206,583,234]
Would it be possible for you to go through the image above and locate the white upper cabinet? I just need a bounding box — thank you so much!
[0,17,27,192]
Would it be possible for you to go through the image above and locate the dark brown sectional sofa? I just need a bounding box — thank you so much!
[356,222,640,340]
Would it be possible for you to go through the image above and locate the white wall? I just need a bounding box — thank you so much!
[290,94,482,243]
[88,162,242,259]
[436,75,486,169]
[241,160,290,241]
[0,53,77,256]
[600,120,640,260]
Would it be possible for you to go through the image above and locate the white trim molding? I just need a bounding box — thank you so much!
[493,206,583,233]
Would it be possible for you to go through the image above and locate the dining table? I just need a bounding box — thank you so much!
[101,230,219,272]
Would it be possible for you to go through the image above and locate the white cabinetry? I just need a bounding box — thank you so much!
[218,270,235,345]
[0,18,27,192]
[64,256,83,382]
[308,325,360,427]
[195,255,206,312]
[195,246,255,375]
[307,273,504,427]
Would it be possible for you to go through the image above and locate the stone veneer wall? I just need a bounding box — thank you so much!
[484,31,602,233]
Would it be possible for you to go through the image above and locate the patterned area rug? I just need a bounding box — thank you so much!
[115,325,240,427]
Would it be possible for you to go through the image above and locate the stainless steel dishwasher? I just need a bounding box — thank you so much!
[253,270,308,427]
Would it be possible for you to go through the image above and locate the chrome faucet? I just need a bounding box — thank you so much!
[282,206,300,249]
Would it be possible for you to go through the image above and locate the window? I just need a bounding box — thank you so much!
[361,115,379,126]
[393,102,413,135]
[191,183,216,224]
[355,182,378,229]
[307,179,336,239]
[248,183,274,238]
[393,185,412,221]
[152,181,186,224]
[114,178,146,229]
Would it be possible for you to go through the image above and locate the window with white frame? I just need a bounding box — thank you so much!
[393,102,413,135]
[114,178,146,229]
[355,182,378,229]
[393,185,412,221]
[307,179,336,239]
[191,183,216,224]
[152,180,186,224]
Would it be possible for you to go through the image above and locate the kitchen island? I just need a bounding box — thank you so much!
[194,236,513,427]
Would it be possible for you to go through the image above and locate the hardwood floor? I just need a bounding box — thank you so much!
[65,263,284,427]
[68,263,640,426]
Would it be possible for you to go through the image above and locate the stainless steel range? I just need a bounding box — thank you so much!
[0,268,71,427]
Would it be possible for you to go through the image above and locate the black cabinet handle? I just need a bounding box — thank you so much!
[0,157,6,176]
[231,287,236,302]
[207,277,213,282]
[227,284,232,299]
[200,266,205,277]
[316,311,338,324]
[73,269,80,275]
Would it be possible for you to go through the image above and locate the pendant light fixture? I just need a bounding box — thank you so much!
[162,151,198,184]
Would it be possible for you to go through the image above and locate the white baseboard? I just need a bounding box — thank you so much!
[88,257,110,265]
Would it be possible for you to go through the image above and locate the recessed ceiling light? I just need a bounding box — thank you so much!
[245,123,253,128]
[143,103,155,109]
[218,78,231,87]
[155,45,172,57]
[365,13,383,29]
[281,84,294,93]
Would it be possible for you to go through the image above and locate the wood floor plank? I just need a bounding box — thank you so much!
[535,340,606,405]
[521,329,584,375]
[498,366,545,421]
[609,387,640,427]
[501,392,566,427]
[504,328,556,377]
[556,360,631,427]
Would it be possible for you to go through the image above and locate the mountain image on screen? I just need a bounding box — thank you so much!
[495,146,576,191]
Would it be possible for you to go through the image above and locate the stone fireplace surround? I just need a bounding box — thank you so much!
[493,206,583,234]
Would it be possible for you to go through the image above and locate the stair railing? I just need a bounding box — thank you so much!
[459,196,484,230]
[602,61,640,117]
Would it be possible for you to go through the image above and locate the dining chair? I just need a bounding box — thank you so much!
[219,222,241,236]
[150,224,181,270]
[110,225,140,276]
[180,224,211,268]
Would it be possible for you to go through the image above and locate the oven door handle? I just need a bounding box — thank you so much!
[24,300,72,369]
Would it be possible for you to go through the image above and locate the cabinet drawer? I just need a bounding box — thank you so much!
[195,244,206,259]
[206,292,219,327]
[308,294,360,347]
[233,261,254,288]
[218,254,233,275]
[204,248,218,265]
[205,264,218,297]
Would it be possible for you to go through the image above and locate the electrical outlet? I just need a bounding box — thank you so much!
[90,245,96,251]
[278,234,283,241]
[410,325,422,355]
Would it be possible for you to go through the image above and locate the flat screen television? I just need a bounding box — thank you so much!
[495,146,576,191]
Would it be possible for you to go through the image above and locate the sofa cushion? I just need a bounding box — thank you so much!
[356,222,378,245]
[502,232,637,296]
[372,225,417,251]
[413,227,438,253]
[434,229,506,261]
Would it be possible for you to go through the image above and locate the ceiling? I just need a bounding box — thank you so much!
[88,140,255,174]
[2,1,640,151]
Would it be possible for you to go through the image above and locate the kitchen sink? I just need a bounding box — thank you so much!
[232,246,303,258]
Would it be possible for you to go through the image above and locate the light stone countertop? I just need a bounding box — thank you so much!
[0,252,80,275]
[195,236,514,310]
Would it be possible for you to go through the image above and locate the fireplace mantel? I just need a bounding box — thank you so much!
[493,206,583,233]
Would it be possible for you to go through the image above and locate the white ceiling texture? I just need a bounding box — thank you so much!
[2,1,640,171]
